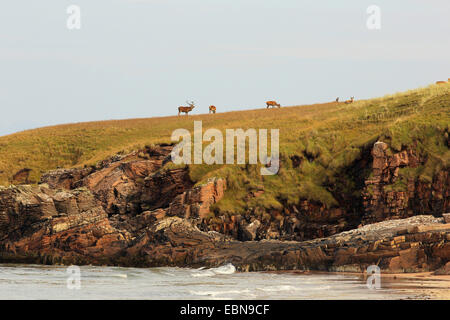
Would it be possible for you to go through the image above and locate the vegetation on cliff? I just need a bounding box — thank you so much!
[0,83,449,216]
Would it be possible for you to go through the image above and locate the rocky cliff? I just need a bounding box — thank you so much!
[196,141,449,244]
[362,141,449,224]
[0,141,448,273]
[0,184,448,273]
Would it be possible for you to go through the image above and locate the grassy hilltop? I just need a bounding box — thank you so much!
[0,83,449,214]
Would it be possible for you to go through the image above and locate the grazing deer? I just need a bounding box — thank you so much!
[344,96,354,104]
[209,105,216,114]
[178,101,195,115]
[336,97,339,103]
[266,100,281,108]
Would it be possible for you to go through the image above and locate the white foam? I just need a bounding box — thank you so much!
[189,288,255,299]
[190,263,236,277]
[259,285,296,292]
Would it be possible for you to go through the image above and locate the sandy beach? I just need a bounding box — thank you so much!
[267,270,450,300]
[377,272,450,300]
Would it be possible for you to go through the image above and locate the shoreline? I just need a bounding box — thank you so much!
[265,269,450,300]
[1,262,448,300]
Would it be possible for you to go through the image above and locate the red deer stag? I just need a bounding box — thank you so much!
[344,96,354,104]
[178,101,195,115]
[209,105,216,114]
[266,100,281,108]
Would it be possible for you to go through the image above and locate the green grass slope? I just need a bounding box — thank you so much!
[0,83,449,215]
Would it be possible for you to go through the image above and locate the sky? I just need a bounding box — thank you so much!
[0,0,449,136]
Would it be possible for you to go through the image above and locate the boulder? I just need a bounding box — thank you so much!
[443,213,450,224]
[434,261,450,275]
[242,220,261,241]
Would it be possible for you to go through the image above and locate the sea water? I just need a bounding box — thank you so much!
[0,263,440,300]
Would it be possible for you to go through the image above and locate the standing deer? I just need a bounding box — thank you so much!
[266,100,281,108]
[178,101,195,115]
[344,96,354,104]
[209,105,216,114]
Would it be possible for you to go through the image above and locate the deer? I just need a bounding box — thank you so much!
[178,101,195,115]
[344,96,354,104]
[209,105,216,114]
[266,100,281,108]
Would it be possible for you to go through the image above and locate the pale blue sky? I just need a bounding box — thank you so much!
[0,0,449,135]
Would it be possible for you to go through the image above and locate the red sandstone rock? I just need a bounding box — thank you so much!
[0,183,448,273]
[1,142,448,272]
[0,185,127,264]
[443,213,450,224]
[40,145,192,215]
[362,141,449,224]
[434,261,450,275]
[167,178,226,219]
[11,168,33,185]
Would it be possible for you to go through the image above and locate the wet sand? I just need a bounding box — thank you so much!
[379,273,450,300]
[267,270,450,300]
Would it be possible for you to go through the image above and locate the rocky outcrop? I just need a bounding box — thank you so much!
[141,168,193,212]
[0,139,448,272]
[443,213,450,224]
[37,141,449,245]
[127,215,450,273]
[40,145,224,221]
[166,178,226,219]
[0,185,128,265]
[39,145,363,243]
[41,167,93,190]
[434,261,450,275]
[0,184,448,273]
[362,141,449,224]
[196,198,363,243]
[40,145,193,215]
[11,168,33,185]
[242,219,261,241]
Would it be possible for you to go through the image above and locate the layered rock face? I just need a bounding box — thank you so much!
[124,215,449,273]
[0,141,448,273]
[0,178,229,266]
[167,178,226,219]
[0,185,128,264]
[203,203,359,242]
[41,145,193,215]
[2,184,448,273]
[362,141,449,224]
[37,141,450,244]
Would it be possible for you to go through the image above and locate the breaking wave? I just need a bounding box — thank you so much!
[189,288,255,299]
[0,264,422,299]
[190,263,236,277]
